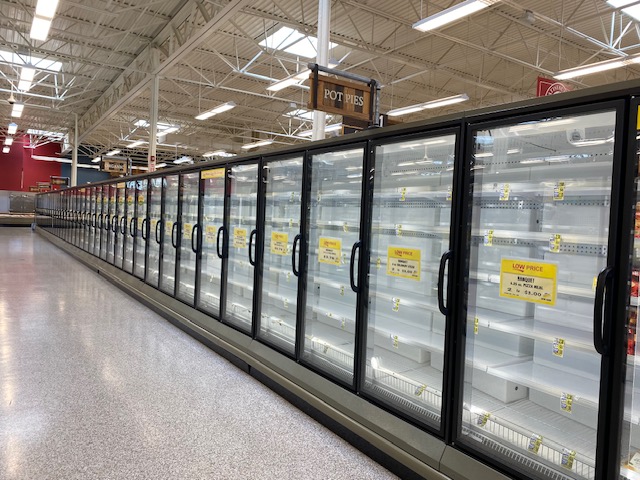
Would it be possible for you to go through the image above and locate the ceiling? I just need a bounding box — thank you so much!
[1,0,640,167]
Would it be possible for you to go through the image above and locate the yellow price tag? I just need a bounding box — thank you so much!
[392,297,400,312]
[553,181,565,201]
[392,335,399,348]
[474,316,479,334]
[500,183,510,201]
[499,258,558,306]
[527,434,543,454]
[553,338,565,358]
[484,230,494,246]
[561,392,573,413]
[561,449,577,469]
[550,234,561,253]
[400,187,407,202]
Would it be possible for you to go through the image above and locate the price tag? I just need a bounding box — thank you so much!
[527,434,542,454]
[629,453,640,469]
[550,234,561,253]
[593,276,598,291]
[415,385,427,396]
[205,225,217,244]
[283,297,288,309]
[318,237,342,265]
[474,316,479,334]
[395,224,403,237]
[183,223,193,240]
[387,247,421,281]
[165,221,173,235]
[561,392,573,413]
[400,187,407,202]
[553,338,565,358]
[270,232,289,255]
[447,186,452,201]
[341,318,346,330]
[289,191,295,203]
[376,257,381,269]
[392,297,400,312]
[553,181,565,201]
[561,449,577,469]
[343,222,349,233]
[477,412,490,427]
[499,258,557,306]
[137,217,144,231]
[392,335,399,348]
[339,285,345,296]
[317,193,322,203]
[233,228,247,248]
[289,218,294,228]
[286,271,291,282]
[500,183,510,201]
[484,230,494,246]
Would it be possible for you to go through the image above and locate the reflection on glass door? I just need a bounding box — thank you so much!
[176,172,200,304]
[198,167,226,317]
[134,179,148,280]
[224,163,258,333]
[146,177,163,288]
[258,156,303,354]
[160,175,179,295]
[460,109,616,480]
[114,182,126,268]
[363,133,457,429]
[123,181,136,273]
[302,147,365,385]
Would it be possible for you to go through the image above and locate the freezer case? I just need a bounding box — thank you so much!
[176,172,200,305]
[114,182,126,269]
[458,107,618,480]
[160,175,179,295]
[258,155,304,355]
[146,177,163,288]
[122,181,136,273]
[133,179,148,280]
[362,131,457,430]
[301,146,365,385]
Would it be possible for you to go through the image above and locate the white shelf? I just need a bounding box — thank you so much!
[471,228,607,246]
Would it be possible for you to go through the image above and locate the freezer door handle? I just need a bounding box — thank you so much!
[350,241,362,293]
[98,214,103,229]
[594,266,614,355]
[155,219,162,244]
[191,224,199,253]
[216,226,225,259]
[438,250,453,316]
[292,234,301,277]
[111,215,118,233]
[129,217,136,237]
[141,218,148,240]
[248,229,257,266]
[120,216,126,234]
[171,222,179,249]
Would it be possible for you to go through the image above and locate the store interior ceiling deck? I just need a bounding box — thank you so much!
[2,0,640,165]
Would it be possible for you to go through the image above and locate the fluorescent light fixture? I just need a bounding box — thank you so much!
[203,150,236,158]
[267,76,303,92]
[36,0,59,18]
[160,126,178,135]
[387,94,469,117]
[173,156,193,164]
[155,162,167,168]
[2,146,9,153]
[284,109,315,121]
[608,0,640,21]
[126,140,145,148]
[7,123,17,135]
[134,119,149,128]
[241,139,274,150]
[4,137,13,146]
[0,50,62,72]
[106,149,121,156]
[299,123,343,137]
[26,128,64,139]
[11,103,24,118]
[507,148,522,154]
[554,57,626,80]
[18,66,36,91]
[413,0,497,32]
[259,26,336,59]
[91,156,101,163]
[30,16,52,41]
[195,101,236,120]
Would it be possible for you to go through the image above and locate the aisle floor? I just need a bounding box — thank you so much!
[0,228,398,480]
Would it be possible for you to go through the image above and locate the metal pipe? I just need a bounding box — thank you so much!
[71,113,78,187]
[312,0,330,141]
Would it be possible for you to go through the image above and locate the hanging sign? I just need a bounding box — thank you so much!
[318,237,342,265]
[537,77,572,97]
[387,247,421,281]
[270,232,289,255]
[202,168,225,180]
[233,227,247,248]
[308,73,372,122]
[50,176,69,187]
[101,158,128,174]
[499,258,557,306]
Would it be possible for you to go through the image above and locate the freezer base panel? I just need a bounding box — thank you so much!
[37,226,518,480]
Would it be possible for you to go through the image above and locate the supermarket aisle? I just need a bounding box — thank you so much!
[0,228,397,480]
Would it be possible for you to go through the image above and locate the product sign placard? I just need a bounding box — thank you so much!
[202,168,225,179]
[165,220,173,235]
[205,225,217,244]
[183,223,193,240]
[137,217,144,231]
[233,227,247,248]
[318,237,342,265]
[138,194,145,204]
[387,247,421,281]
[270,232,289,255]
[499,258,557,306]
[127,195,134,205]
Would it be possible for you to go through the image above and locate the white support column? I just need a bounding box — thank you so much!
[148,73,159,172]
[71,113,78,186]
[312,0,330,141]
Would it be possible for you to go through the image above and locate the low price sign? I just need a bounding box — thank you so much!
[499,258,557,306]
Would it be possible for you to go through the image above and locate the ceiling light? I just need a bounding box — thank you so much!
[195,101,236,120]
[91,156,101,163]
[203,150,237,158]
[134,119,149,128]
[387,94,469,117]
[106,149,121,156]
[267,70,309,91]
[30,16,52,41]
[156,162,167,168]
[413,0,498,32]
[241,139,274,150]
[608,0,640,21]
[284,109,315,121]
[2,146,9,153]
[11,103,24,118]
[554,57,627,80]
[0,50,62,72]
[36,0,59,19]
[7,123,17,135]
[299,123,343,137]
[259,26,336,59]
[18,67,36,92]
[127,140,145,148]
[4,137,13,146]
[173,156,193,164]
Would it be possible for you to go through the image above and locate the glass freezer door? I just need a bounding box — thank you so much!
[133,179,148,280]
[83,188,91,252]
[146,177,163,288]
[459,108,617,480]
[197,167,226,317]
[106,185,117,264]
[258,156,304,355]
[176,172,200,304]
[123,181,136,273]
[89,187,97,255]
[114,183,126,268]
[100,185,110,261]
[301,146,365,385]
[224,163,258,333]
[362,132,457,430]
[160,175,179,295]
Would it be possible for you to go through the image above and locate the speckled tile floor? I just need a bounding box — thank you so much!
[0,228,398,480]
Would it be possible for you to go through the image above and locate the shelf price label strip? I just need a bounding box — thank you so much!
[499,258,558,306]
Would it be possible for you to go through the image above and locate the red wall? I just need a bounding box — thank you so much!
[0,135,61,191]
